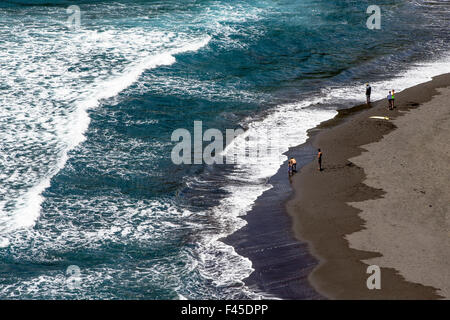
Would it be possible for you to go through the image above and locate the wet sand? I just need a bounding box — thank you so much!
[224,140,323,299]
[287,74,450,299]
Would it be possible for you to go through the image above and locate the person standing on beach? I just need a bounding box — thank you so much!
[288,158,293,175]
[388,91,393,110]
[391,89,395,108]
[317,149,323,171]
[366,83,371,105]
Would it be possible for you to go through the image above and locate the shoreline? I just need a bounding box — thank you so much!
[225,73,450,300]
[223,138,323,299]
[287,73,450,299]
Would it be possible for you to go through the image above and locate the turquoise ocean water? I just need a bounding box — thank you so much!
[0,0,449,299]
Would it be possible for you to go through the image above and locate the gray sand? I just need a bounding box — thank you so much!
[347,88,450,299]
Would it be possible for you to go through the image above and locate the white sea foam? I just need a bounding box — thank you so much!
[0,1,266,300]
[0,21,210,237]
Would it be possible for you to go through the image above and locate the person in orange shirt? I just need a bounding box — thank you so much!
[317,149,323,171]
[288,157,297,175]
[290,157,297,173]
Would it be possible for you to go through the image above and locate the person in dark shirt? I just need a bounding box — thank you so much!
[366,83,371,105]
[388,91,393,110]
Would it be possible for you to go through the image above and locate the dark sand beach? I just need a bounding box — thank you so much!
[226,74,450,300]
[287,74,450,299]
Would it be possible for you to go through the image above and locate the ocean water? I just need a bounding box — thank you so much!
[0,0,449,299]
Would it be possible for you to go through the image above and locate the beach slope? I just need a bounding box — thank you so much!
[347,87,450,298]
[287,74,450,299]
